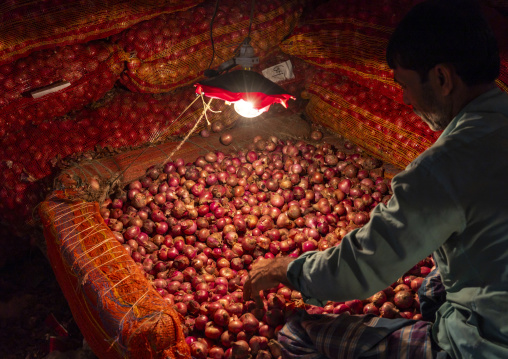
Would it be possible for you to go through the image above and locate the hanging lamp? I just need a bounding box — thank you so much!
[195,69,295,118]
[194,0,295,118]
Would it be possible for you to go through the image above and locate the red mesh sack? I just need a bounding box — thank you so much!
[39,190,190,358]
[282,0,508,103]
[0,41,126,138]
[305,69,440,168]
[499,60,508,94]
[280,0,418,103]
[114,0,304,93]
[481,3,508,92]
[0,85,238,236]
[0,0,203,66]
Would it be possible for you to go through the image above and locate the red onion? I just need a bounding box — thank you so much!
[208,346,225,359]
[210,121,224,133]
[194,314,208,331]
[174,302,187,316]
[333,303,351,315]
[220,133,233,146]
[231,340,250,359]
[239,313,259,333]
[213,308,230,327]
[106,135,401,355]
[420,266,432,276]
[123,226,140,240]
[258,324,275,339]
[394,290,414,309]
[345,299,363,314]
[190,340,208,359]
[301,239,318,253]
[363,303,380,315]
[353,212,369,225]
[368,291,387,307]
[228,317,244,334]
[310,130,323,141]
[380,302,400,318]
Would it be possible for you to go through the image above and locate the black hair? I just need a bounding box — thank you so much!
[386,0,500,85]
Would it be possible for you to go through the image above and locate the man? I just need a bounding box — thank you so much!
[243,0,508,357]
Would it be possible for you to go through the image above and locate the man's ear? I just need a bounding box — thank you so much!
[432,64,454,96]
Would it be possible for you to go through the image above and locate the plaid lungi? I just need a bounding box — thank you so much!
[278,265,449,359]
[418,267,446,322]
[278,311,448,359]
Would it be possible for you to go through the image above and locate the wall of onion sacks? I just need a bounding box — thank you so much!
[114,0,305,93]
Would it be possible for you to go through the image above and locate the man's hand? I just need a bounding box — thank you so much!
[243,256,295,307]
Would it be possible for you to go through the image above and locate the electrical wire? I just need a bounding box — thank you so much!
[206,0,221,71]
[205,0,257,77]
[248,0,255,38]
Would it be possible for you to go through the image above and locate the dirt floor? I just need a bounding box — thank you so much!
[0,241,98,359]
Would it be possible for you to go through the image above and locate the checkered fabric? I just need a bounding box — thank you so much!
[278,310,443,359]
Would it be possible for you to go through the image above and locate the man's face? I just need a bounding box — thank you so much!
[393,66,452,131]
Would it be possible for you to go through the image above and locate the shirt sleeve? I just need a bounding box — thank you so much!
[286,161,466,306]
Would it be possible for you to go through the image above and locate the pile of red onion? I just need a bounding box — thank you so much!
[100,135,432,358]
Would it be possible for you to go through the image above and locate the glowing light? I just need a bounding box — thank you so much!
[233,99,264,118]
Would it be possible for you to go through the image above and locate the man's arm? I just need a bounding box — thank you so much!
[243,256,295,307]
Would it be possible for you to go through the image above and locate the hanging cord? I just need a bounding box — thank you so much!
[231,0,256,60]
[162,96,215,164]
[205,0,256,77]
[105,94,205,191]
[206,0,221,71]
[247,0,255,38]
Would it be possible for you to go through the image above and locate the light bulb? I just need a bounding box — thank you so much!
[233,99,264,118]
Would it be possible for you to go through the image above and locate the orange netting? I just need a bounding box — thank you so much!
[305,70,439,169]
[39,189,190,358]
[0,0,203,66]
[498,59,508,93]
[114,0,304,93]
[279,0,417,103]
[281,0,508,103]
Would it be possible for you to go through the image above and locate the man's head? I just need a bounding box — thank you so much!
[386,0,500,130]
[387,0,499,86]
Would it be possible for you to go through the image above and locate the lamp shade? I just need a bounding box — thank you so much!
[195,70,295,115]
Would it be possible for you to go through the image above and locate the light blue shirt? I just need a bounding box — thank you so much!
[287,87,508,358]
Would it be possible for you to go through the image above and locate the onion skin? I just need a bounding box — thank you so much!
[310,130,323,141]
[212,121,224,133]
[190,341,208,359]
[231,340,250,359]
[363,303,380,315]
[380,302,400,319]
[411,277,425,292]
[394,290,414,309]
[220,133,233,146]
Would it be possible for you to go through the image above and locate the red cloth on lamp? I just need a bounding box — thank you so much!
[195,70,295,111]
